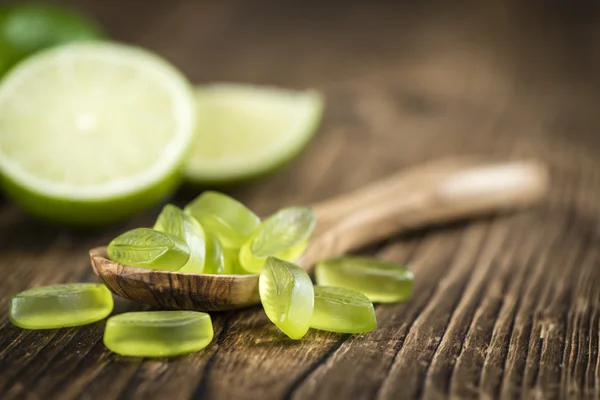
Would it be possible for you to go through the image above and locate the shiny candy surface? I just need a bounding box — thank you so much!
[103,311,214,358]
[107,228,190,271]
[10,283,114,329]
[202,232,225,274]
[310,286,376,333]
[259,257,314,339]
[315,257,414,303]
[184,191,260,249]
[240,207,315,273]
[154,204,205,273]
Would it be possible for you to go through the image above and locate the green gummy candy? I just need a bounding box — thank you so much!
[202,232,225,274]
[184,191,260,249]
[154,204,206,273]
[103,311,214,358]
[315,257,414,303]
[310,286,376,333]
[259,257,314,339]
[10,283,114,329]
[107,227,190,271]
[239,207,315,273]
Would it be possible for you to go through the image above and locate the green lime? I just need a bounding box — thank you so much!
[183,84,324,185]
[0,42,196,225]
[0,3,103,75]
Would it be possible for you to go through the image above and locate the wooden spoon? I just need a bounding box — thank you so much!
[90,158,549,311]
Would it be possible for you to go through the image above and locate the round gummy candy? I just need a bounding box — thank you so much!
[315,257,414,303]
[10,283,114,329]
[103,311,214,357]
[310,286,376,334]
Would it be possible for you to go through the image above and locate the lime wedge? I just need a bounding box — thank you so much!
[183,84,324,185]
[0,42,196,224]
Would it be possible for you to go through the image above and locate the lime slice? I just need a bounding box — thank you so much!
[0,42,196,224]
[0,4,103,75]
[183,84,324,185]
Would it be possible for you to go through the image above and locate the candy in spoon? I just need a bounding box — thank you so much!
[107,228,190,271]
[154,204,206,273]
[184,191,260,249]
[239,207,316,273]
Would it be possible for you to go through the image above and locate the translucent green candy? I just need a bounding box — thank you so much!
[315,257,414,303]
[310,286,376,333]
[10,283,113,329]
[184,191,260,249]
[259,257,314,339]
[222,247,241,274]
[103,311,213,358]
[107,228,190,271]
[202,232,225,274]
[154,204,205,273]
[239,207,315,273]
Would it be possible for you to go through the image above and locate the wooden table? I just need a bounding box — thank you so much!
[2,1,600,398]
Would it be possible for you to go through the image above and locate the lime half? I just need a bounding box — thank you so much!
[183,84,324,185]
[0,42,195,224]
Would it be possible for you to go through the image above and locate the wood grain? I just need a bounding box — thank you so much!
[2,0,600,398]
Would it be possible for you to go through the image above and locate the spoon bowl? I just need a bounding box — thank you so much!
[90,247,260,311]
[91,158,549,311]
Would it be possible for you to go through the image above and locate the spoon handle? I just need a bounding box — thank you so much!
[298,158,549,268]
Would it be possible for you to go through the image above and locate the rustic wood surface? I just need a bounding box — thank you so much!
[2,0,600,398]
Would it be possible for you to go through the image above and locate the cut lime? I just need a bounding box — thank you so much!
[183,84,324,185]
[0,42,196,224]
[0,4,103,76]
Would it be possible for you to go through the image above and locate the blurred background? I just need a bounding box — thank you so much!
[1,0,600,221]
